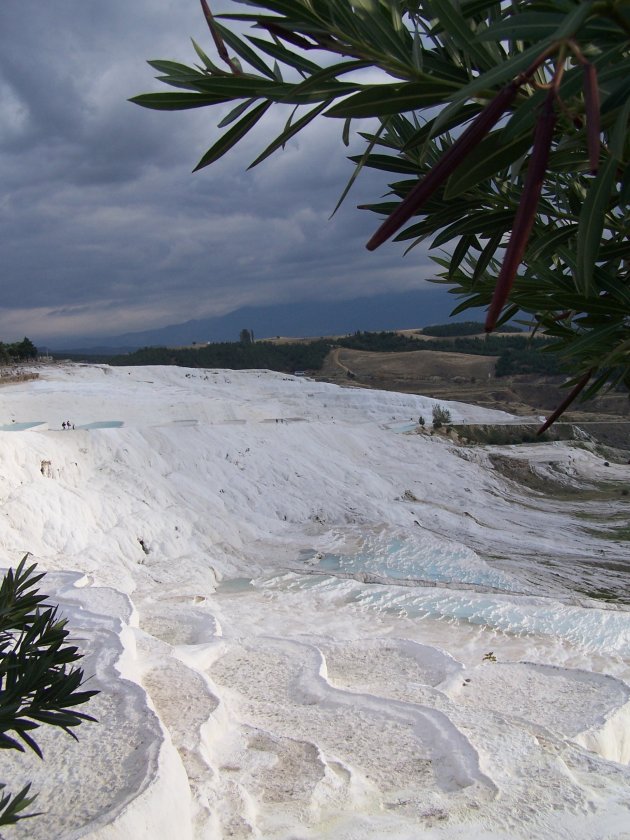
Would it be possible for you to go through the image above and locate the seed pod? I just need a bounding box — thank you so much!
[365,43,559,252]
[366,81,521,251]
[582,62,600,174]
[485,91,557,332]
[199,0,241,74]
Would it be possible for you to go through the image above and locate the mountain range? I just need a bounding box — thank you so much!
[47,288,483,352]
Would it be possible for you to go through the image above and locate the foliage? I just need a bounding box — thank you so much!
[132,0,630,422]
[338,330,425,352]
[108,339,332,372]
[422,321,521,337]
[454,423,558,445]
[432,403,451,428]
[0,338,38,364]
[0,556,98,826]
[494,345,561,377]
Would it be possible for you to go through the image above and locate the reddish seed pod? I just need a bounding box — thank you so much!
[366,42,559,252]
[485,91,557,333]
[582,62,600,175]
[199,0,241,74]
[537,369,592,433]
[366,81,521,251]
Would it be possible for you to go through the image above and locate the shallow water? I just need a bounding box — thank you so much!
[0,421,46,431]
[300,531,523,592]
[78,420,124,429]
[273,527,630,659]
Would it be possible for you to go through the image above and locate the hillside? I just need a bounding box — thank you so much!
[315,345,630,451]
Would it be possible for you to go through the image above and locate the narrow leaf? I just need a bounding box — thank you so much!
[429,0,497,69]
[213,21,275,79]
[130,92,232,111]
[248,100,329,168]
[444,130,533,199]
[332,120,389,217]
[326,80,457,119]
[217,98,256,128]
[575,155,618,294]
[194,101,271,171]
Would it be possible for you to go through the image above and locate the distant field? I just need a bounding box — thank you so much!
[330,347,497,383]
[314,346,630,452]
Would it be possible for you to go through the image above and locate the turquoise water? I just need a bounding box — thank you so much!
[78,421,124,429]
[390,422,418,434]
[215,577,254,594]
[351,587,630,655]
[309,535,519,592]
[0,421,46,431]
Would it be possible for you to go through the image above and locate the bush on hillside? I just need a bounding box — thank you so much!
[432,405,452,429]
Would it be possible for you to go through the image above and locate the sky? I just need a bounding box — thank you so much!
[0,0,439,345]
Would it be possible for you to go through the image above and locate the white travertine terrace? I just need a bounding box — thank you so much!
[0,363,629,839]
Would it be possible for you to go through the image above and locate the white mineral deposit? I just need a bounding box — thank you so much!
[1,364,629,839]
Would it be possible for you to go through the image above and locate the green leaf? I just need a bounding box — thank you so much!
[213,21,276,79]
[331,119,390,217]
[430,38,555,140]
[191,38,224,75]
[248,100,330,168]
[444,130,533,199]
[339,1,411,67]
[280,60,370,100]
[147,59,207,80]
[576,98,630,293]
[218,98,256,128]
[608,94,630,160]
[427,0,498,70]
[527,224,578,261]
[402,104,480,152]
[477,12,566,42]
[449,234,478,279]
[246,35,320,75]
[472,231,504,286]
[184,76,280,98]
[129,92,233,111]
[194,101,272,171]
[326,80,458,118]
[342,116,351,147]
[428,210,515,248]
[348,153,421,174]
[553,0,596,38]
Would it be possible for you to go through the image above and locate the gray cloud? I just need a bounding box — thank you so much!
[0,0,436,344]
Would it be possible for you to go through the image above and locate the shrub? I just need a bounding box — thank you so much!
[432,405,452,429]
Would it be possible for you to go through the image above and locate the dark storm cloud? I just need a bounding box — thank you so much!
[0,0,435,343]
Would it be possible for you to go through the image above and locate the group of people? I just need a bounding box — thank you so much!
[61,420,75,430]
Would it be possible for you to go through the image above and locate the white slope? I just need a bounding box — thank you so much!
[0,363,629,840]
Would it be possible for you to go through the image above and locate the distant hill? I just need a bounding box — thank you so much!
[46,289,483,351]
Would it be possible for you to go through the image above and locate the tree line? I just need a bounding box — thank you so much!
[95,331,562,378]
[0,338,37,363]
[108,340,331,372]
